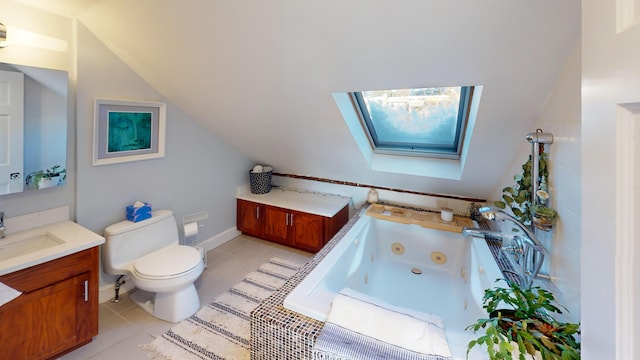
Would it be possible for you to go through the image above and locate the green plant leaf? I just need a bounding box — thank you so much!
[515,191,528,203]
[512,208,524,218]
[466,279,580,360]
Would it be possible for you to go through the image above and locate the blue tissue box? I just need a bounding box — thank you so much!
[127,211,152,223]
[126,202,152,222]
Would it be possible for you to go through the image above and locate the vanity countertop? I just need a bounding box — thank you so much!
[0,220,105,276]
[237,187,351,217]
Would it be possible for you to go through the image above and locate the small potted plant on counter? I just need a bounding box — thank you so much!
[466,280,580,360]
[26,165,67,189]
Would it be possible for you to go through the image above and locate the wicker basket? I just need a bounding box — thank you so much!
[249,168,273,194]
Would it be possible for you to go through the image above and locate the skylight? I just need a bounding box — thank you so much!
[352,86,473,159]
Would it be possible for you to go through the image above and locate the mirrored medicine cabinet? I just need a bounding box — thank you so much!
[0,62,68,196]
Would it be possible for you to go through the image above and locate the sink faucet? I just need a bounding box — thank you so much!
[477,206,546,289]
[0,211,5,238]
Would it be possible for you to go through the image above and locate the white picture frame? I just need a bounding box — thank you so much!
[93,98,166,166]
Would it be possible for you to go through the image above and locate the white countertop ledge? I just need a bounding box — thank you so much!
[0,220,105,276]
[237,188,351,217]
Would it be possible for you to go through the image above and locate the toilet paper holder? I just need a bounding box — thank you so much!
[182,211,208,243]
[183,211,208,227]
[183,211,209,268]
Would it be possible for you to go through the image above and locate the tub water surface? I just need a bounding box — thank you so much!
[284,210,503,359]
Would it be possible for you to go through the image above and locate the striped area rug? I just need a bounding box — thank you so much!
[141,257,305,360]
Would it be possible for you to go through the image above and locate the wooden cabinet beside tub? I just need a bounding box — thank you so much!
[236,191,350,252]
[0,247,99,359]
[237,200,264,238]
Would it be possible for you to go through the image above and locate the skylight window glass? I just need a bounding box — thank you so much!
[353,86,472,158]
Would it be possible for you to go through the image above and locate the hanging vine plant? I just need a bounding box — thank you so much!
[494,148,550,226]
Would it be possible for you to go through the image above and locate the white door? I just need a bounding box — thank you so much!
[0,69,24,195]
[582,1,640,359]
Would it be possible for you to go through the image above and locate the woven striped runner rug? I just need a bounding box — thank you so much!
[141,257,304,360]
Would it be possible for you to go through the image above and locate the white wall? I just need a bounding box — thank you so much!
[76,1,580,200]
[490,44,581,322]
[75,23,253,288]
[582,0,640,357]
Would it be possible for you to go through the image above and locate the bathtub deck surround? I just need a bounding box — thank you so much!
[251,204,509,360]
[365,203,474,232]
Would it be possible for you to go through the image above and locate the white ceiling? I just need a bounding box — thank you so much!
[28,0,581,199]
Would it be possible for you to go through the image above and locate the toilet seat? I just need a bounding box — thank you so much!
[134,245,201,280]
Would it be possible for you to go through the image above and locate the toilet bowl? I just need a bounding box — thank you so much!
[103,210,205,322]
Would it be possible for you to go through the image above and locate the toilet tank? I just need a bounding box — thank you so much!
[103,209,179,275]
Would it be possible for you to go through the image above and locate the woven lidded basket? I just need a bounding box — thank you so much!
[249,167,273,194]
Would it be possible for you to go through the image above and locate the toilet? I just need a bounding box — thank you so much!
[102,209,204,323]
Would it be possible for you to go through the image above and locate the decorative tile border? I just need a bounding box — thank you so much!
[250,203,514,359]
[272,172,486,203]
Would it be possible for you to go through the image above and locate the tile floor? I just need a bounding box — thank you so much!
[58,235,312,360]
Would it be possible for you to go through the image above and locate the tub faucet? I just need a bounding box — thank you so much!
[461,227,503,241]
[0,211,5,239]
[478,206,546,289]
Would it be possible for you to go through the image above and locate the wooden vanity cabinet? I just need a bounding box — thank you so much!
[288,210,327,252]
[262,205,291,246]
[0,247,100,360]
[237,199,348,252]
[237,200,264,238]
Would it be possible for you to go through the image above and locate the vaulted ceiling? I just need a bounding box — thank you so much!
[23,0,581,199]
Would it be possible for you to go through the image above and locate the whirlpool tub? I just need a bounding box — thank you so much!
[283,209,503,359]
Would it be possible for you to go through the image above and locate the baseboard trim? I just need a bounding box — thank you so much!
[194,226,241,252]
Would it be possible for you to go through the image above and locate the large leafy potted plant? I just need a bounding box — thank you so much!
[466,280,580,360]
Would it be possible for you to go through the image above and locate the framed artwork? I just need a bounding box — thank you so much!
[93,98,166,166]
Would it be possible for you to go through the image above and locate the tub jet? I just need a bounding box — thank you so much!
[391,242,405,255]
[411,267,422,275]
[431,251,447,265]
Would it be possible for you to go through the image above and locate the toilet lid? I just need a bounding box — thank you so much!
[134,245,201,278]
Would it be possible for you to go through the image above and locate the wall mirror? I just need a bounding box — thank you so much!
[0,62,68,195]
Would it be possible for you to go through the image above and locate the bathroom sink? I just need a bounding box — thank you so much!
[0,212,105,276]
[0,233,65,261]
